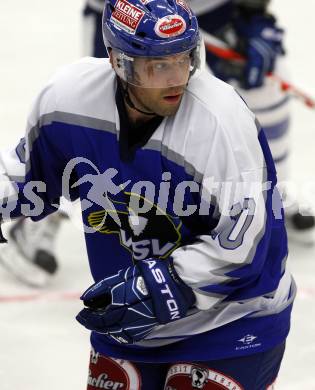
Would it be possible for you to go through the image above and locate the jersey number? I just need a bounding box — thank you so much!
[218,198,256,250]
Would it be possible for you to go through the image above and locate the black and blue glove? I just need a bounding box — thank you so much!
[235,13,284,89]
[76,258,195,344]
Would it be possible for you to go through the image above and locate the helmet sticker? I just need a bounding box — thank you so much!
[154,15,186,38]
[110,0,145,35]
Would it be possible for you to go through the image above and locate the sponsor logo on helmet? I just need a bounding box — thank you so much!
[154,15,186,38]
[111,0,145,35]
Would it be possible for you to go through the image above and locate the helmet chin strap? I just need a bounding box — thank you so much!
[120,81,157,116]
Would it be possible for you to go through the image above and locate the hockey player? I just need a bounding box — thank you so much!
[81,0,315,244]
[0,0,294,388]
[2,0,312,288]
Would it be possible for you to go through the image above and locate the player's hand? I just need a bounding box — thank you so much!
[76,258,195,344]
[235,14,284,89]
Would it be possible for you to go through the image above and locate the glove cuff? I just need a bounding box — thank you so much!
[137,257,195,324]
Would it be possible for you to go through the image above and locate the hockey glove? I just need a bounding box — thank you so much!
[76,258,195,344]
[234,14,284,89]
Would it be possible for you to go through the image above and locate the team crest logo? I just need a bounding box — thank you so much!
[154,15,186,38]
[87,192,182,261]
[190,366,208,389]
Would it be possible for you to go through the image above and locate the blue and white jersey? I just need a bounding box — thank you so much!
[0,58,294,362]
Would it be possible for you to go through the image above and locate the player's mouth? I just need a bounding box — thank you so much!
[163,93,183,104]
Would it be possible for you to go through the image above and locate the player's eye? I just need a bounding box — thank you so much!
[153,62,169,71]
[176,55,191,66]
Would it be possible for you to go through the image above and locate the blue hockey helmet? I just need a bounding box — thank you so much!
[102,0,202,87]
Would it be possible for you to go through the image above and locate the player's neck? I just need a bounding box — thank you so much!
[125,103,155,126]
[117,77,157,125]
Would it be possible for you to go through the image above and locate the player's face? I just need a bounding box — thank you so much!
[130,53,191,115]
[110,50,191,116]
[128,83,186,116]
[132,53,191,88]
[111,50,191,89]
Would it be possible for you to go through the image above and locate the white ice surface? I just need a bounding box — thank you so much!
[1,0,315,389]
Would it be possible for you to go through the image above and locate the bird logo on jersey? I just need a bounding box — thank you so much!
[87,191,183,261]
[62,157,183,260]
